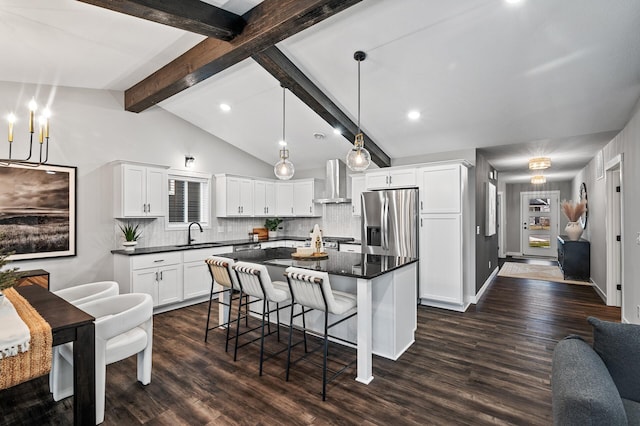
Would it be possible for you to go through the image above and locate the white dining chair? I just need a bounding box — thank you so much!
[53,281,119,305]
[50,293,153,424]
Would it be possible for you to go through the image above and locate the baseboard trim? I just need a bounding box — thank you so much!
[590,279,607,303]
[470,266,499,304]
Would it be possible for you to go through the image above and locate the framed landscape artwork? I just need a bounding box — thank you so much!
[0,163,76,261]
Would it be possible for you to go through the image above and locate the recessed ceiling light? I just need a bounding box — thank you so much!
[219,103,231,112]
[408,110,421,120]
[333,128,342,135]
[279,140,287,146]
[504,0,523,4]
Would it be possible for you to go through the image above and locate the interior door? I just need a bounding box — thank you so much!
[520,191,560,257]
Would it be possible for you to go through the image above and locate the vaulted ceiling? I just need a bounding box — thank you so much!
[1,0,639,182]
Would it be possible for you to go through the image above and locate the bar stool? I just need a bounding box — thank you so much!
[204,256,247,357]
[285,267,357,401]
[232,262,291,375]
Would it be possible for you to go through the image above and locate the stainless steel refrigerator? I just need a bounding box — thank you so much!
[361,188,419,257]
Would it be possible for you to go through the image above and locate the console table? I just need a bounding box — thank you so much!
[557,236,590,281]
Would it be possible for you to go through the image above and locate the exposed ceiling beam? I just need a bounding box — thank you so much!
[77,0,246,41]
[124,0,362,113]
[253,46,391,168]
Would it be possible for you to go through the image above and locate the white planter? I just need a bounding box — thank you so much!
[268,231,277,239]
[122,241,138,251]
[564,221,583,241]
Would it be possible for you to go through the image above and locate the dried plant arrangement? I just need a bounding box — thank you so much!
[561,200,587,222]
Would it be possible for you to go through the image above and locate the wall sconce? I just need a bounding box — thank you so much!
[185,155,195,168]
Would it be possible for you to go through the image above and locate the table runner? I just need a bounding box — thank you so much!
[0,288,52,390]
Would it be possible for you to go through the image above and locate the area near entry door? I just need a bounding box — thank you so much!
[520,191,560,257]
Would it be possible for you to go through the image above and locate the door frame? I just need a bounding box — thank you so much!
[497,191,506,258]
[605,154,624,313]
[519,190,560,257]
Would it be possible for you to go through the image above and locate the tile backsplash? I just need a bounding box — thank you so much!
[113,203,360,249]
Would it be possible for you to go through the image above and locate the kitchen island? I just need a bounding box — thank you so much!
[217,247,418,385]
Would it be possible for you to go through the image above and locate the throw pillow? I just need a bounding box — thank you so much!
[588,316,640,402]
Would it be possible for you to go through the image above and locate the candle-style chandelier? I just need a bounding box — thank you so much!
[1,99,51,166]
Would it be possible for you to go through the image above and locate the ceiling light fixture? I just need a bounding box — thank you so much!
[2,98,51,165]
[185,155,195,168]
[274,86,295,180]
[408,110,421,120]
[333,128,342,135]
[219,103,231,112]
[528,157,551,170]
[531,174,546,184]
[346,50,371,172]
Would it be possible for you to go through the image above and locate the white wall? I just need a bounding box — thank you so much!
[0,82,273,290]
[598,98,640,323]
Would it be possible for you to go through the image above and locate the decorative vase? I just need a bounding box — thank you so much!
[122,241,138,251]
[268,231,277,239]
[565,221,583,241]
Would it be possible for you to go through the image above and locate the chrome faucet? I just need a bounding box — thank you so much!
[188,222,203,245]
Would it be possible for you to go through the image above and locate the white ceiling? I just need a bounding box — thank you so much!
[1,0,639,182]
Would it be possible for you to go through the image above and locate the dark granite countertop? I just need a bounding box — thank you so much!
[110,236,308,256]
[218,247,417,280]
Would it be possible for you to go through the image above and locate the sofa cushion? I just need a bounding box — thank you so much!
[622,398,640,425]
[552,335,627,425]
[588,317,640,402]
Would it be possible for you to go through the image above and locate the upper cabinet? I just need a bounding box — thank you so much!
[418,164,461,214]
[293,179,322,216]
[275,182,294,217]
[365,169,416,190]
[113,162,167,218]
[254,180,276,217]
[351,175,366,216]
[215,175,253,217]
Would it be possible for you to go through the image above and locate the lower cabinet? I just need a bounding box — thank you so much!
[419,214,463,307]
[114,246,232,312]
[182,246,232,300]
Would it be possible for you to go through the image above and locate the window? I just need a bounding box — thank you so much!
[167,172,210,227]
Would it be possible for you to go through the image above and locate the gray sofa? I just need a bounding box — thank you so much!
[552,317,640,425]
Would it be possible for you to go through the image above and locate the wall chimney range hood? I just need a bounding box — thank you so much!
[314,159,352,204]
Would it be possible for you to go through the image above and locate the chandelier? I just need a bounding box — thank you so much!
[2,99,51,166]
[528,157,551,170]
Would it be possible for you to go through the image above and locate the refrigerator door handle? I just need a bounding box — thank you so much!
[382,195,389,250]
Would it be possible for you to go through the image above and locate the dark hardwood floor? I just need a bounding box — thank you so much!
[1,270,620,425]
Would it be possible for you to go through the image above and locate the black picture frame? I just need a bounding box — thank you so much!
[0,163,77,261]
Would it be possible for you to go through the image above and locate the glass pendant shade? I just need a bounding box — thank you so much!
[346,133,371,171]
[274,148,295,180]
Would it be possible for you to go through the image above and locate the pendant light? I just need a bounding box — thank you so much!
[346,50,371,172]
[274,86,295,180]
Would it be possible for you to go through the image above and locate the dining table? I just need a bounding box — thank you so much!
[16,284,96,425]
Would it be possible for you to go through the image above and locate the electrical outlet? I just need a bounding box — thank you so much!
[637,305,640,319]
[636,232,640,245]
[489,260,492,269]
[476,226,480,235]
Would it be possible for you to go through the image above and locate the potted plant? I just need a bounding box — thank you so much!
[0,248,19,300]
[264,217,283,239]
[119,222,142,251]
[561,200,587,241]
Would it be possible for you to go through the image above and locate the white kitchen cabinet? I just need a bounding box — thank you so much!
[183,246,232,300]
[418,164,461,214]
[254,180,275,217]
[215,174,253,217]
[419,214,462,305]
[126,252,183,308]
[113,162,167,218]
[365,169,416,190]
[350,175,366,216]
[275,182,294,216]
[293,179,322,216]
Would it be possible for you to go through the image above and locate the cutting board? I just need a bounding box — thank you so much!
[291,252,329,260]
[253,227,268,241]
